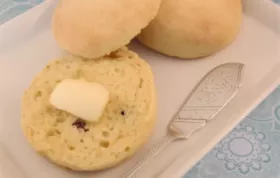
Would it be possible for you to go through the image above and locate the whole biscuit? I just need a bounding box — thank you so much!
[52,0,162,58]
[138,0,242,59]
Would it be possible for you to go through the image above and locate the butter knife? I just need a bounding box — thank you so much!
[122,63,244,178]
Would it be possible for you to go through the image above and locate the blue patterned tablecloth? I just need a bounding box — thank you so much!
[1,1,280,178]
[185,87,280,178]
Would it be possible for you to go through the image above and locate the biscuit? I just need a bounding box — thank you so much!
[52,0,162,58]
[21,48,157,171]
[137,0,242,59]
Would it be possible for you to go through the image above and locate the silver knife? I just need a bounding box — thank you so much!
[122,63,244,178]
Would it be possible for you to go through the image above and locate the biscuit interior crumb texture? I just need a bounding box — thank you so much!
[21,48,157,171]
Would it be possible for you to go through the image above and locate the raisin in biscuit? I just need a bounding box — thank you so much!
[52,0,162,59]
[137,0,242,59]
[21,47,157,171]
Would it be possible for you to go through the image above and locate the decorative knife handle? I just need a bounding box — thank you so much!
[170,63,244,138]
[122,63,244,178]
[123,136,176,178]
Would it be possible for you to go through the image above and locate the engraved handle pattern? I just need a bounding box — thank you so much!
[170,63,244,138]
[174,63,244,122]
[123,136,176,178]
[183,63,244,107]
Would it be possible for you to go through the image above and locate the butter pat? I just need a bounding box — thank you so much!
[50,79,109,122]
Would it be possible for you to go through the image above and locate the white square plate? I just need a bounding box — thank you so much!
[0,0,280,177]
